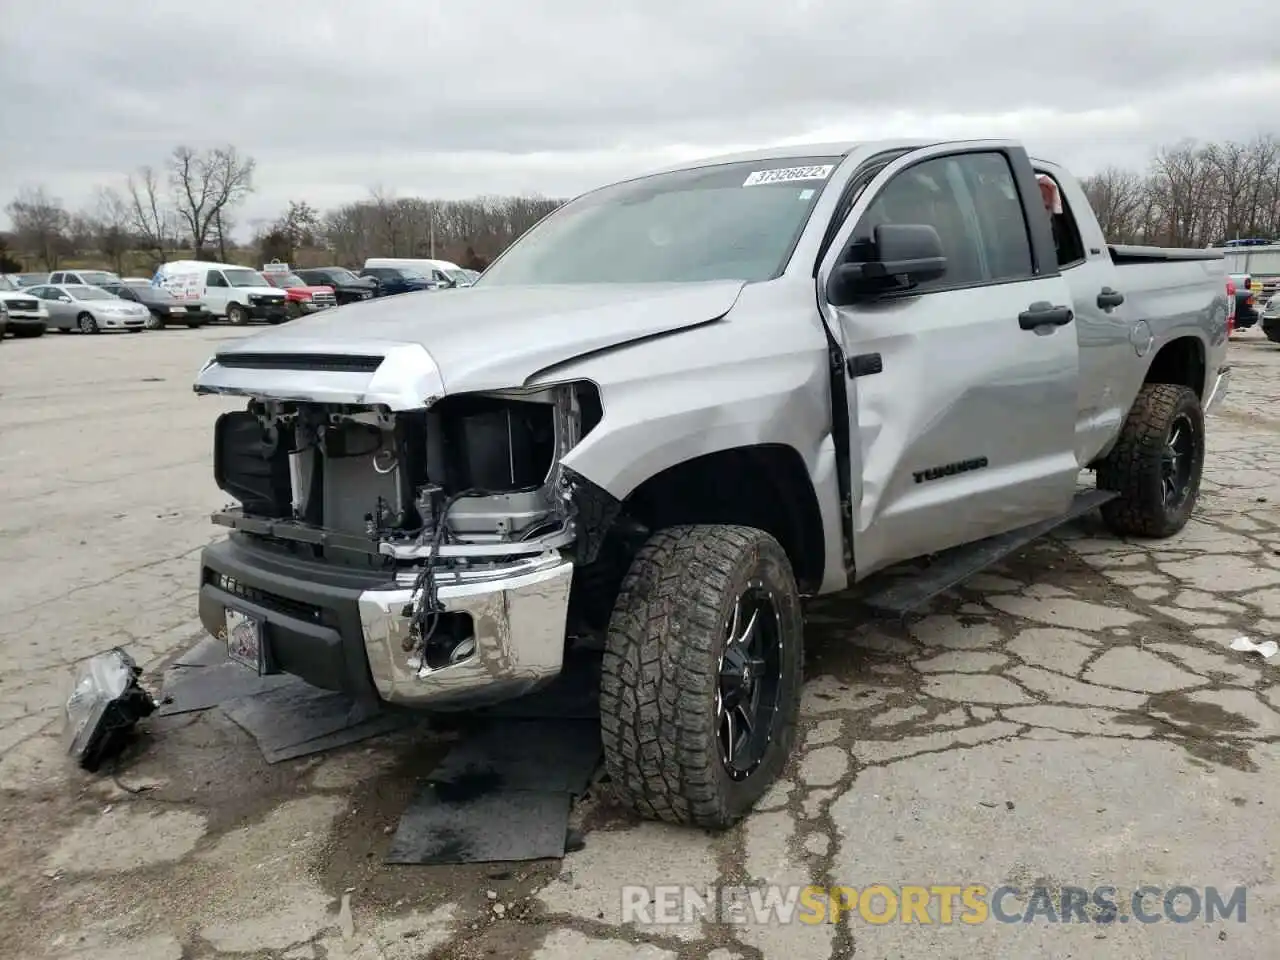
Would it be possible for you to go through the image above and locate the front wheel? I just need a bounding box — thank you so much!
[12,324,46,338]
[286,301,302,320]
[600,525,804,829]
[226,303,249,326]
[145,312,164,330]
[77,312,99,334]
[1097,383,1205,538]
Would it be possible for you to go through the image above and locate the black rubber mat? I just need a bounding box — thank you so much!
[386,786,572,865]
[158,661,295,717]
[220,681,416,763]
[428,719,601,795]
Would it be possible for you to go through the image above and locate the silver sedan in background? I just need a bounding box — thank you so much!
[26,283,151,333]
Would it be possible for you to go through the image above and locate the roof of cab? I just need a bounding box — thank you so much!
[633,138,947,181]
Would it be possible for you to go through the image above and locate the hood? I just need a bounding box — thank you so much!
[0,291,39,303]
[239,286,286,297]
[195,281,745,408]
[288,285,334,296]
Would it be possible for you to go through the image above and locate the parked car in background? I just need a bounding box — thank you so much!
[8,272,49,287]
[357,265,438,297]
[1223,242,1280,314]
[152,261,288,325]
[294,267,378,305]
[363,257,472,288]
[48,269,122,288]
[0,274,49,337]
[1228,273,1259,329]
[0,300,7,340]
[100,278,208,329]
[260,261,338,318]
[1262,293,1280,343]
[27,283,150,333]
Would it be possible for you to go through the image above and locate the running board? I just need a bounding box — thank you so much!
[857,489,1118,617]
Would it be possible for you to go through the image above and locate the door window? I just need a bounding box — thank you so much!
[49,273,65,284]
[206,270,229,287]
[853,151,1035,292]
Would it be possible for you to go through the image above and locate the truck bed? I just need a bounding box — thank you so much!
[1108,244,1225,264]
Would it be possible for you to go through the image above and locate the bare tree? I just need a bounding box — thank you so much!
[5,186,72,269]
[126,166,179,266]
[90,187,134,274]
[1080,166,1150,243]
[168,145,256,258]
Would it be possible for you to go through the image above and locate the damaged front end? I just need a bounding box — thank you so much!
[195,346,611,710]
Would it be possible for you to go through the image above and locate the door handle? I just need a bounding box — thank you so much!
[1018,302,1075,330]
[1097,287,1125,309]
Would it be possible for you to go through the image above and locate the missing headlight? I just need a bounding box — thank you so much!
[64,648,157,772]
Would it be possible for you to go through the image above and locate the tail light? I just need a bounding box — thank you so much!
[1226,278,1236,334]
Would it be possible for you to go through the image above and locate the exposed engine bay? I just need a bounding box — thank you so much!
[210,382,624,669]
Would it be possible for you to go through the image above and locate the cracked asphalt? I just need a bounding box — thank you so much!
[1,325,1277,960]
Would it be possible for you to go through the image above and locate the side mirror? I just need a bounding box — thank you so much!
[826,223,948,306]
[58,296,73,303]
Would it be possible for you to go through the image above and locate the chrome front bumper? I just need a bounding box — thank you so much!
[1205,364,1231,414]
[358,552,574,710]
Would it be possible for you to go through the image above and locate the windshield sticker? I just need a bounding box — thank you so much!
[798,188,815,200]
[743,164,834,187]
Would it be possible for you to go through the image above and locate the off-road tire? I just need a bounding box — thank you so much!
[226,303,249,326]
[1096,383,1204,538]
[599,524,804,829]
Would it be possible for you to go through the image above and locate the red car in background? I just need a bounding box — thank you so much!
[261,261,338,319]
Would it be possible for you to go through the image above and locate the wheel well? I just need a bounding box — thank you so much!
[1144,336,1206,399]
[622,444,825,593]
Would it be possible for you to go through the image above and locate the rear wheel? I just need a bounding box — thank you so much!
[600,525,804,829]
[226,303,249,326]
[77,312,99,334]
[1097,383,1205,538]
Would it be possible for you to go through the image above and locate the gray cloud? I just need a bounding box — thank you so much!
[2,0,1278,231]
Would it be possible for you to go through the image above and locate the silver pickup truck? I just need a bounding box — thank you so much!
[193,138,1230,829]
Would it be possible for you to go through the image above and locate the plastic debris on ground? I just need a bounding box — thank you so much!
[1230,636,1278,659]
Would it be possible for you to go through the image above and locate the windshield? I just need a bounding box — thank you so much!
[328,269,361,283]
[78,271,120,285]
[68,285,114,300]
[265,273,305,286]
[444,268,470,282]
[479,156,839,286]
[226,268,269,288]
[0,276,15,291]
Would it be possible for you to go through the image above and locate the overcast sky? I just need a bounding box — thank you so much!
[2,0,1278,235]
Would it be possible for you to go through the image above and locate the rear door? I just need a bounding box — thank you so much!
[817,142,1081,577]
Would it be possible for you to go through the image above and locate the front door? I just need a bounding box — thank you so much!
[204,270,230,316]
[817,142,1081,578]
[33,287,74,329]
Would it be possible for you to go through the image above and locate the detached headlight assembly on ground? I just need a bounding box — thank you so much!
[64,648,157,772]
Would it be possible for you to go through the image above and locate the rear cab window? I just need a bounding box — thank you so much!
[1033,171,1086,268]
